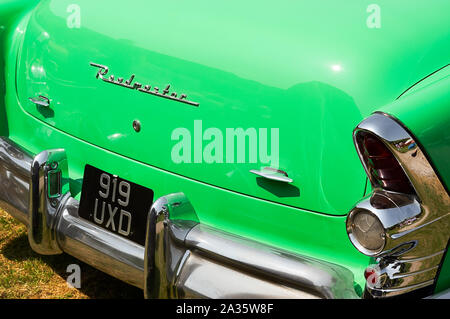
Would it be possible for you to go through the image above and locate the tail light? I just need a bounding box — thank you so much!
[348,113,449,299]
[354,131,415,195]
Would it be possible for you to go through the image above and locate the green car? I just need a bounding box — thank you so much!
[0,0,449,299]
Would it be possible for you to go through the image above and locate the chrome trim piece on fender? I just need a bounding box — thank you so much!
[349,113,450,298]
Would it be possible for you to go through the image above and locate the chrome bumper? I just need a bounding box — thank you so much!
[0,136,359,298]
[0,137,144,288]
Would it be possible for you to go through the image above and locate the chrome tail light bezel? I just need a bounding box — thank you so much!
[347,112,450,298]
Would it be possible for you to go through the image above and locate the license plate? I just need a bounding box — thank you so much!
[79,164,154,245]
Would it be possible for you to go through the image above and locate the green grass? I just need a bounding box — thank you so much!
[0,208,143,299]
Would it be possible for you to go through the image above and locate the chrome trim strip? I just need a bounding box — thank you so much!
[368,279,435,297]
[389,266,438,280]
[386,250,445,276]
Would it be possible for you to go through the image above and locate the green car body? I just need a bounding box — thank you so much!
[0,0,449,298]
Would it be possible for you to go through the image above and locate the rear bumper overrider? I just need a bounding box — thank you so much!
[0,136,359,298]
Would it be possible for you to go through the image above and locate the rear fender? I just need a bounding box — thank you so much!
[0,0,40,136]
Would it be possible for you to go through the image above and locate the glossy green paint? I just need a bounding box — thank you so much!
[0,0,39,136]
[2,0,450,295]
[380,67,450,295]
[11,1,450,215]
[15,0,370,215]
[382,66,450,191]
[12,0,449,216]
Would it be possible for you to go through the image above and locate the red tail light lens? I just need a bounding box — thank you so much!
[356,131,415,194]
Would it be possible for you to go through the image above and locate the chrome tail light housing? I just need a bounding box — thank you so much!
[347,112,450,298]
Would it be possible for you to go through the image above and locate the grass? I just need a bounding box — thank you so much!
[0,208,143,299]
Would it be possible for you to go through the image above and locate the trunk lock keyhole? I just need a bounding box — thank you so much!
[133,120,141,132]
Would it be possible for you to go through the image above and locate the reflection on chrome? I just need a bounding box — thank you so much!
[348,113,450,298]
